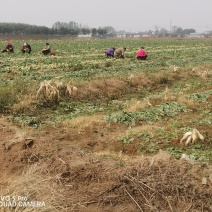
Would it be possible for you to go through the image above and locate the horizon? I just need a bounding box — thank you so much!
[0,21,210,34]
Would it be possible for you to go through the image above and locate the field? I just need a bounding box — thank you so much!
[0,38,212,212]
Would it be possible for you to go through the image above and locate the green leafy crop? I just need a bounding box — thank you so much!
[104,101,187,126]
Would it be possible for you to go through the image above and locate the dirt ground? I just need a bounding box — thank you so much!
[0,115,212,212]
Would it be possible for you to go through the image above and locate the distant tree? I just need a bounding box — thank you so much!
[68,21,79,29]
[52,21,79,30]
[59,27,70,35]
[183,28,196,35]
[158,28,168,37]
[69,29,79,36]
[154,25,160,37]
[52,22,61,30]
[81,28,90,35]
[103,26,115,34]
[0,22,50,35]
[172,26,178,34]
[97,27,107,36]
[170,27,196,37]
[175,27,183,37]
[51,21,81,36]
[91,28,97,37]
[148,30,154,37]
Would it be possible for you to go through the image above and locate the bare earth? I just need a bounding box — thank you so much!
[0,115,211,212]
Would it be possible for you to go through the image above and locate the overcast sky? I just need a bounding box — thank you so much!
[1,0,211,32]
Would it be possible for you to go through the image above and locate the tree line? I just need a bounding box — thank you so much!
[0,21,207,38]
[0,22,115,37]
[153,26,196,38]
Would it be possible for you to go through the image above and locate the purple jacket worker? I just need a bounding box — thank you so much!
[105,47,115,57]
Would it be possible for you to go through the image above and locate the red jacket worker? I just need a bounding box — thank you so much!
[136,47,147,60]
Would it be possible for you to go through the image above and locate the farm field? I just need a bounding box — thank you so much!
[0,38,212,211]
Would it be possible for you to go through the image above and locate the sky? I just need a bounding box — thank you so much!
[1,0,212,33]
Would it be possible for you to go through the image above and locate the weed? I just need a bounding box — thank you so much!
[105,61,113,67]
[0,86,18,112]
[191,90,212,102]
[119,134,135,144]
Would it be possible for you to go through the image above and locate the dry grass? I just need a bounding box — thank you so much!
[126,125,155,135]
[36,79,78,102]
[61,114,105,129]
[68,78,128,101]
[125,98,153,112]
[12,95,36,114]
[191,65,212,78]
[0,163,67,212]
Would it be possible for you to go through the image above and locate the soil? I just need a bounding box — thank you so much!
[0,116,211,212]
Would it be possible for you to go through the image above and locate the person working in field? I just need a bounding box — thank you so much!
[136,47,147,60]
[42,42,51,55]
[114,47,126,58]
[105,47,115,58]
[2,41,14,53]
[21,43,31,54]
